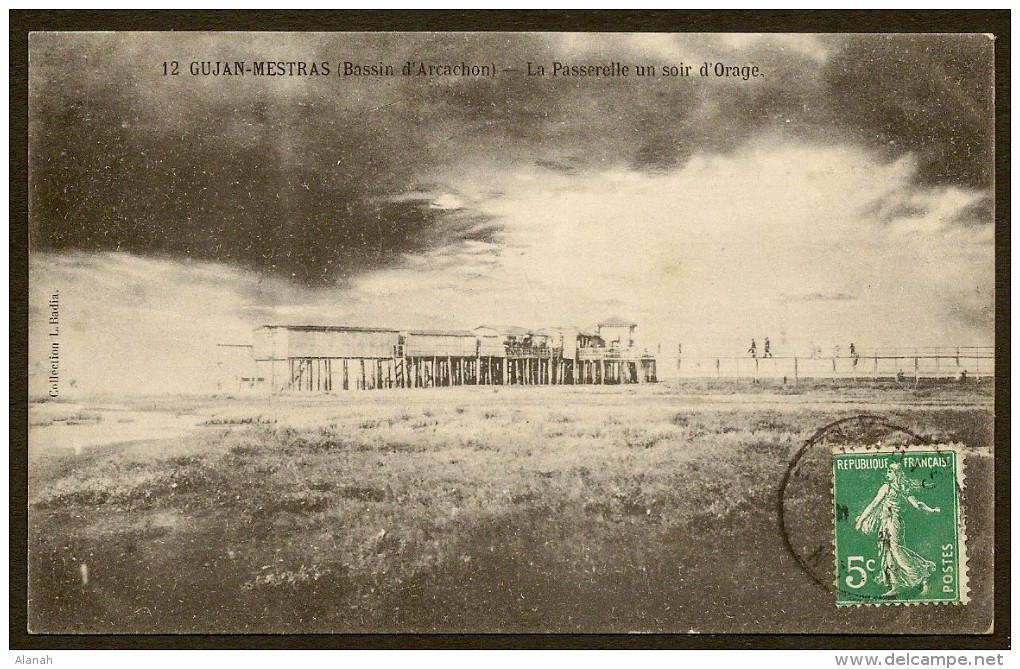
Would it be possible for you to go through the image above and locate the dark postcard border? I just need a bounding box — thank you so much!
[9,8,1010,652]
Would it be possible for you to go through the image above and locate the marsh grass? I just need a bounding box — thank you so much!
[28,385,994,632]
[30,409,104,427]
[201,415,276,426]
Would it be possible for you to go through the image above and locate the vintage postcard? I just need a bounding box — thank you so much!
[25,30,996,635]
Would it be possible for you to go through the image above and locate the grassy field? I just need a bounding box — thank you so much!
[27,380,995,633]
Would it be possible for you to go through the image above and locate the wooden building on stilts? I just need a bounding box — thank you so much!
[576,317,659,386]
[243,318,657,394]
[402,329,486,388]
[253,325,401,393]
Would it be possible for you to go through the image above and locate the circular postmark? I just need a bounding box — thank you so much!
[777,415,927,595]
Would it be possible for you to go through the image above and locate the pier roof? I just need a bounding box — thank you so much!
[597,316,637,328]
[259,324,400,333]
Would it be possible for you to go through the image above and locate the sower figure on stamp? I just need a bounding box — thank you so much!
[854,462,940,597]
[763,337,772,358]
[748,339,757,359]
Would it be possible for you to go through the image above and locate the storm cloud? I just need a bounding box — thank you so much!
[30,33,993,286]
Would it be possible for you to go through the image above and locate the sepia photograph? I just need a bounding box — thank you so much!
[22,25,998,638]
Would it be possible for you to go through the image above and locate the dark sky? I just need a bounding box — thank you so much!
[29,32,994,286]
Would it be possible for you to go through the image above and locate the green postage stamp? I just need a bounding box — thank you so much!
[833,445,968,606]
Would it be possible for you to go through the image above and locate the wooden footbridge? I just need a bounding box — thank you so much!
[676,346,994,383]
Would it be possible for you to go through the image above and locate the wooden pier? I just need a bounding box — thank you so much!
[675,346,994,383]
[231,318,658,393]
